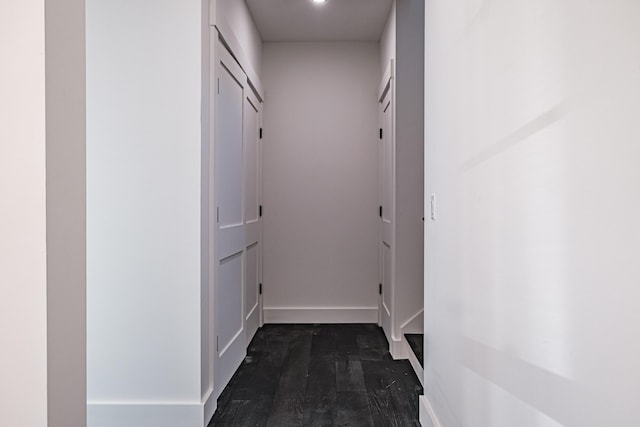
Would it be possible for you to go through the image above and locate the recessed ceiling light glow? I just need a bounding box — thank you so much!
[312,0,327,4]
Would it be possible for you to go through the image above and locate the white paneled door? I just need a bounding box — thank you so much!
[213,40,248,395]
[379,73,394,341]
[243,85,262,344]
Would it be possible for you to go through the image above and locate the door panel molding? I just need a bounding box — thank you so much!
[213,36,248,397]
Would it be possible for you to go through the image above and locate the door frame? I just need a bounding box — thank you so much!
[377,59,396,346]
[206,24,266,407]
[243,79,263,343]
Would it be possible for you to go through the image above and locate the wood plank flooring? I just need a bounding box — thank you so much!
[209,324,423,426]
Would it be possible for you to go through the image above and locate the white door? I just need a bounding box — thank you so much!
[379,75,394,341]
[214,40,247,395]
[243,84,262,344]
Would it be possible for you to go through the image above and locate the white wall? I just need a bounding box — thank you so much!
[215,0,262,76]
[423,0,640,426]
[200,0,212,405]
[87,0,203,425]
[262,42,380,323]
[378,0,424,349]
[394,0,424,341]
[45,0,87,425]
[1,2,86,426]
[0,2,48,425]
[380,0,395,74]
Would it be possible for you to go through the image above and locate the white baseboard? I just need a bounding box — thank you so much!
[88,396,217,427]
[263,307,378,324]
[389,336,405,359]
[405,339,424,387]
[401,310,424,385]
[384,309,424,360]
[419,395,442,427]
[203,387,217,426]
[245,301,260,345]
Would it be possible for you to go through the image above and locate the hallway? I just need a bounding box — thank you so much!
[210,324,422,426]
[5,0,640,426]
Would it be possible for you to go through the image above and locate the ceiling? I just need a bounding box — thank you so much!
[245,0,393,42]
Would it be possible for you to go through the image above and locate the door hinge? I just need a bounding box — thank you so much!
[259,205,263,217]
[216,207,220,223]
[259,283,263,295]
[379,283,382,295]
[379,206,383,218]
[260,128,263,139]
[217,78,220,94]
[379,128,383,139]
[216,336,219,352]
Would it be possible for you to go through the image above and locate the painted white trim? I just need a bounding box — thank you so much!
[378,65,397,356]
[401,311,424,379]
[208,0,215,27]
[389,336,405,360]
[263,307,378,324]
[378,59,395,102]
[213,17,264,101]
[419,395,442,427]
[246,300,259,322]
[380,299,392,341]
[245,75,262,109]
[401,309,424,334]
[405,339,424,387]
[87,401,206,427]
[203,387,217,426]
[217,38,246,88]
[245,299,260,346]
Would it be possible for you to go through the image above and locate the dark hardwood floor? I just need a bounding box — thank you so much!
[209,324,423,426]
